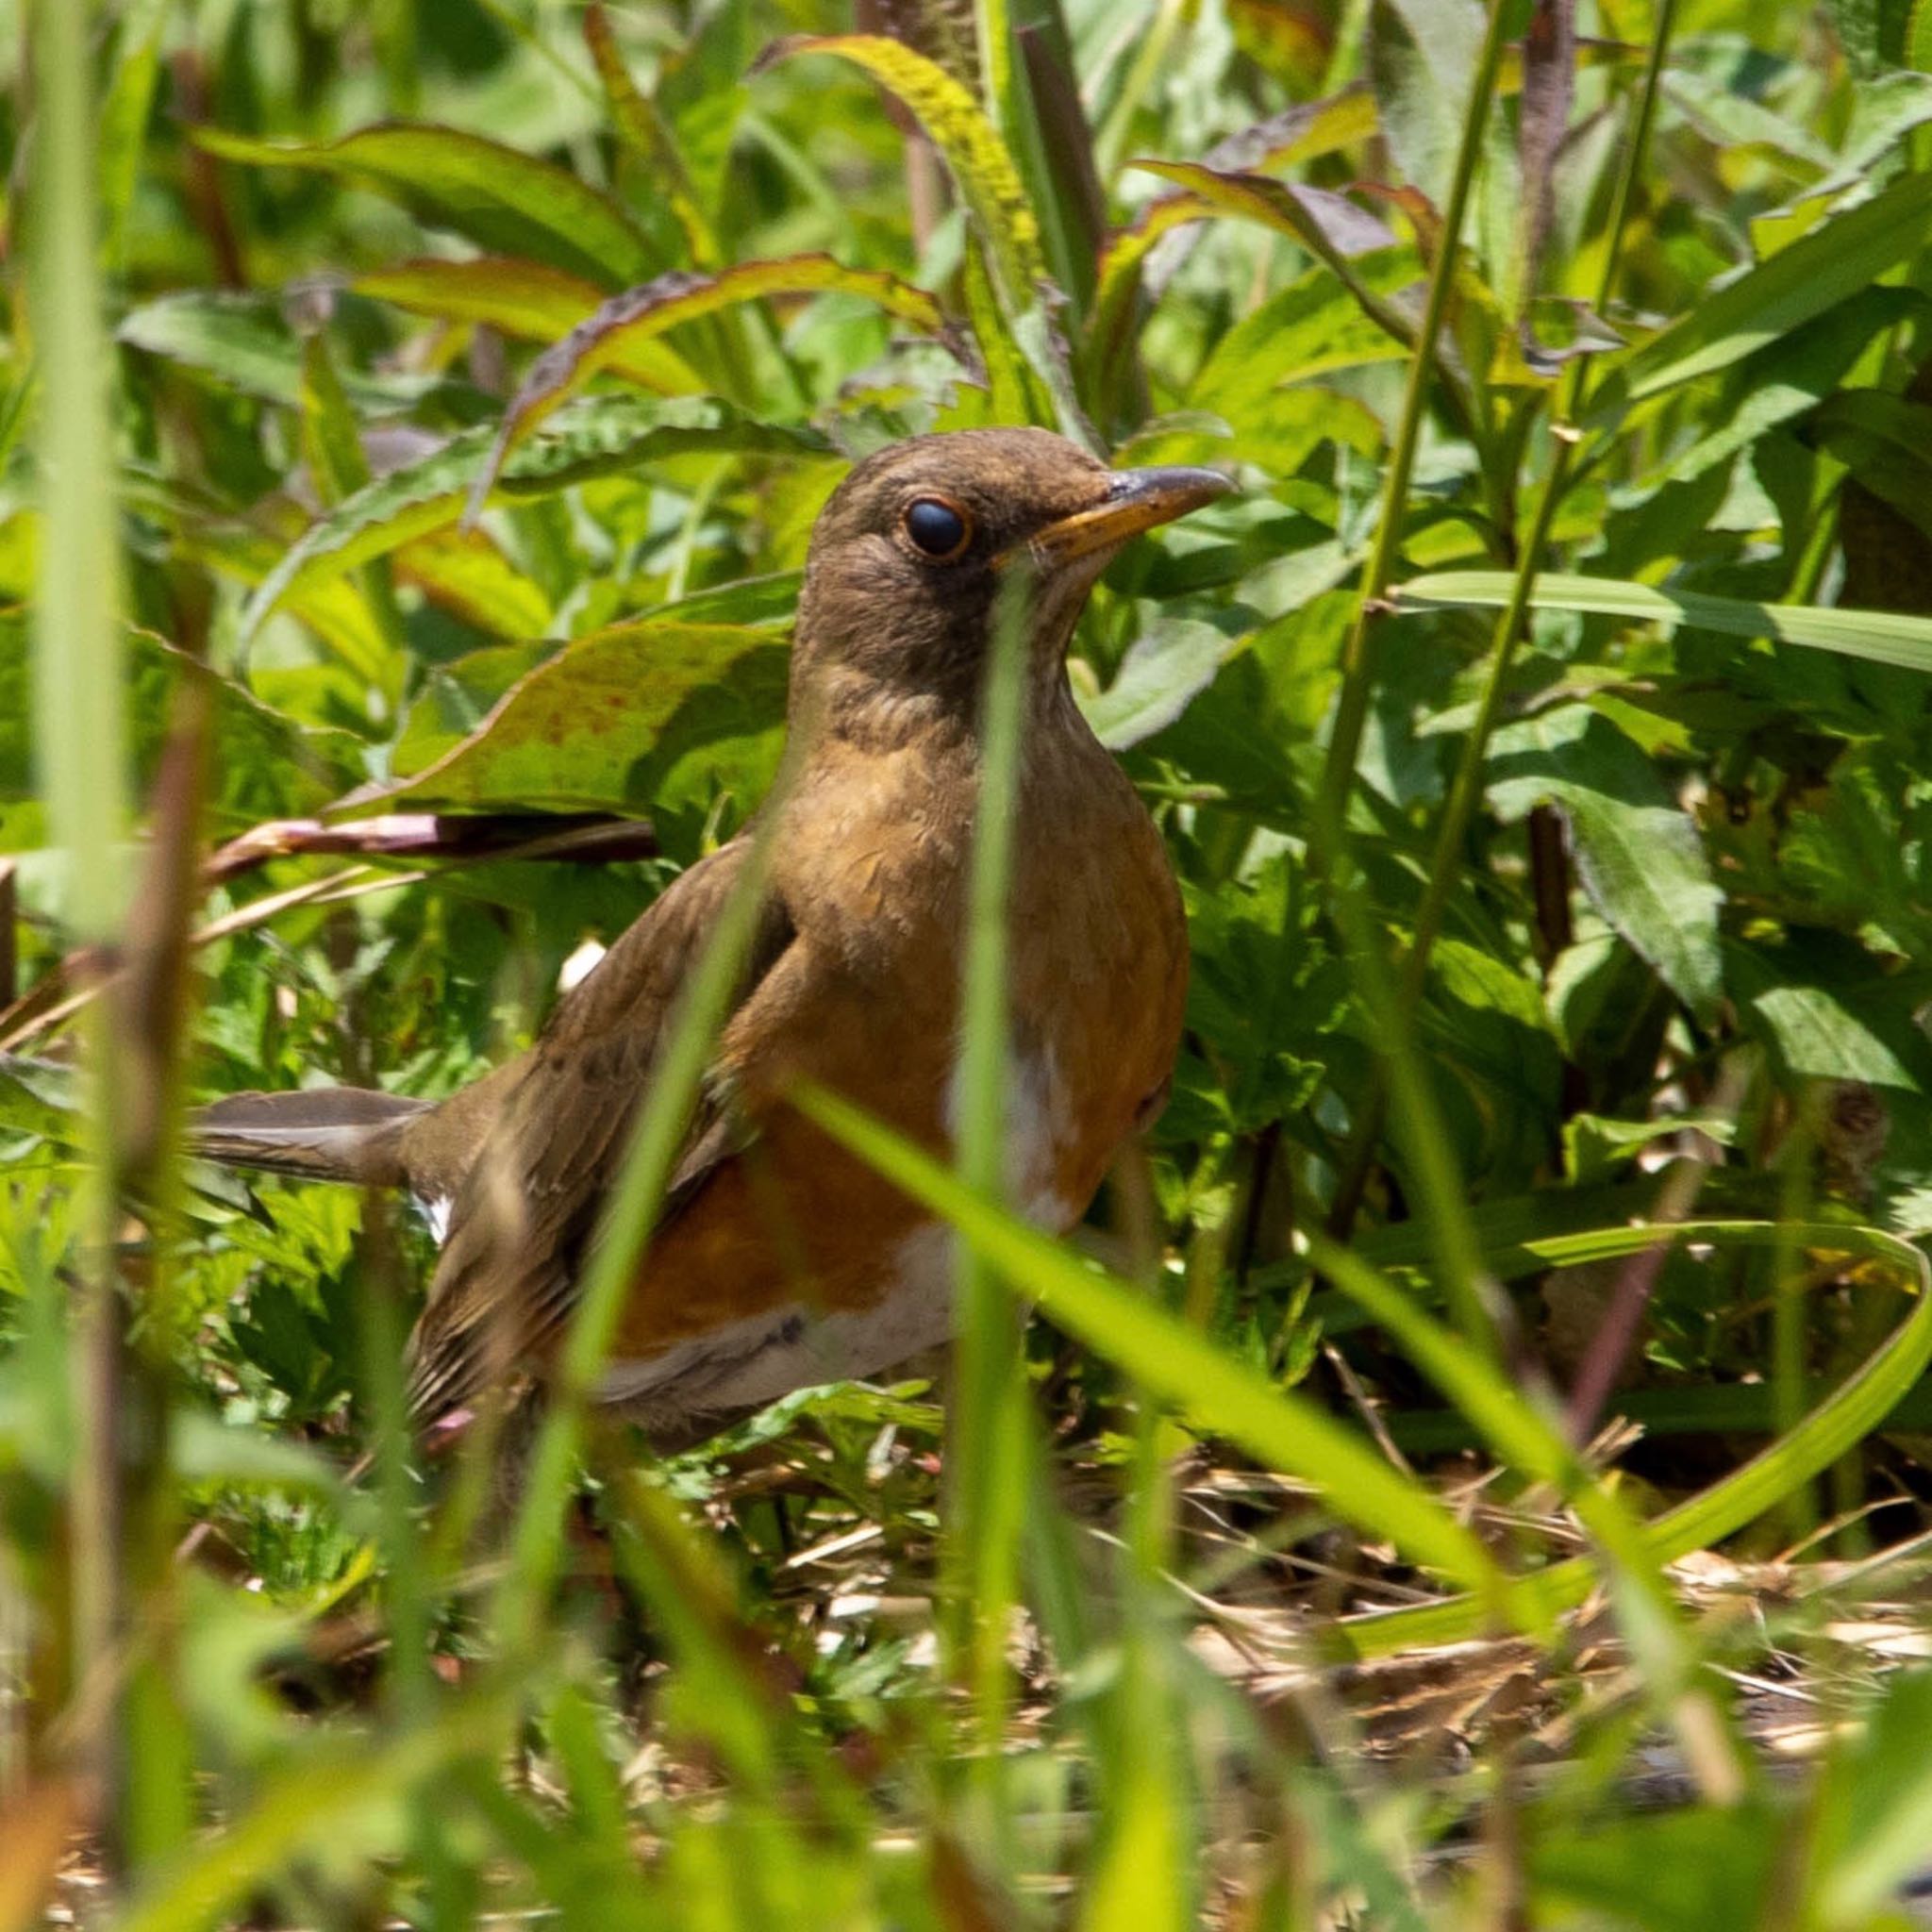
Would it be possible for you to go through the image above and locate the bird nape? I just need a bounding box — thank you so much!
[196,427,1231,1451]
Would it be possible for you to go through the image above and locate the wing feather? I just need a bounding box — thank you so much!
[403,839,795,1422]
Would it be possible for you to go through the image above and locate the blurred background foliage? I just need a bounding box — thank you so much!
[8,0,1932,1924]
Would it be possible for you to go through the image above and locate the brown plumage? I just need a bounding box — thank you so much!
[196,428,1229,1442]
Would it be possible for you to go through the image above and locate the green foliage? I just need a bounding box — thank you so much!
[9,0,1932,1924]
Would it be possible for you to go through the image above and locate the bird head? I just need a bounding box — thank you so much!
[791,427,1229,742]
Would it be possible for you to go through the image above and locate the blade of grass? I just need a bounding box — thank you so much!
[117,1687,521,1932]
[949,567,1035,1805]
[790,1080,1552,1635]
[1307,1233,1746,1799]
[1325,0,1677,1236]
[28,0,131,1861]
[490,791,791,1657]
[1338,1230,1932,1657]
[1393,569,1932,674]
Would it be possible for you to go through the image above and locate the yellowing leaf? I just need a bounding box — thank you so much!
[463,257,956,514]
[757,35,1046,305]
[354,258,703,392]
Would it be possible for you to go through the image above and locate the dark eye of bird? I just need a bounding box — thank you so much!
[903,495,971,559]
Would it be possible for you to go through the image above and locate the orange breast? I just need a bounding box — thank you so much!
[609,702,1186,1369]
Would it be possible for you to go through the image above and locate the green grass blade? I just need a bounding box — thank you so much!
[1341,1236,1932,1657]
[1397,570,1932,673]
[791,1081,1544,1630]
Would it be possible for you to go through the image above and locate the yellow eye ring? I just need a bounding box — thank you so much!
[902,494,973,561]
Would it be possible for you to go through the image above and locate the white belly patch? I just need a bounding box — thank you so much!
[598,1048,1087,1427]
[598,1236,956,1423]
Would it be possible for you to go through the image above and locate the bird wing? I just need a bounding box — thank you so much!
[402,837,797,1423]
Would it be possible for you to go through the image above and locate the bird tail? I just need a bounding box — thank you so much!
[191,1087,433,1188]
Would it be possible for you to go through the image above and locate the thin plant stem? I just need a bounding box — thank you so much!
[1326,0,1680,1238]
[1309,0,1516,880]
[28,0,130,1854]
[949,566,1033,1838]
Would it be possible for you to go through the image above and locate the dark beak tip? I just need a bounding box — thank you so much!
[1114,464,1235,511]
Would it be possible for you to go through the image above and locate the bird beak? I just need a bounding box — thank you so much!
[1008,465,1233,575]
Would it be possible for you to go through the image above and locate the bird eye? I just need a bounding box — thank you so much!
[902,495,972,560]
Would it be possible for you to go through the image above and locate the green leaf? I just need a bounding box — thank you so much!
[244,394,830,637]
[118,291,437,413]
[1812,1669,1932,1923]
[354,258,705,392]
[0,1053,78,1141]
[1395,570,1932,674]
[756,36,1047,308]
[1341,1213,1932,1657]
[461,258,953,512]
[192,123,657,288]
[1488,706,1723,1020]
[98,0,170,271]
[1367,0,1485,207]
[1187,254,1416,419]
[1607,168,1932,405]
[371,620,787,815]
[1729,941,1927,1092]
[1130,160,1419,357]
[1810,390,1932,544]
[1076,618,1230,749]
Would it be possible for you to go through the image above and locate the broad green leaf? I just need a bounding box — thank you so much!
[1131,160,1416,355]
[193,124,656,289]
[171,521,397,691]
[1608,168,1932,405]
[354,258,704,392]
[1729,941,1927,1092]
[244,394,830,637]
[1488,706,1723,1020]
[394,528,552,641]
[118,291,437,413]
[1188,253,1417,419]
[461,258,949,511]
[391,641,550,777]
[1656,285,1917,486]
[1368,0,1484,207]
[371,620,788,814]
[1396,571,1932,674]
[0,1053,77,1141]
[0,617,358,827]
[1076,618,1230,749]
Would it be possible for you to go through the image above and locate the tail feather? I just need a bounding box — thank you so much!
[192,1087,432,1187]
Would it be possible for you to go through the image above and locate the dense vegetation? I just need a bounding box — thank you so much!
[8,0,1932,1924]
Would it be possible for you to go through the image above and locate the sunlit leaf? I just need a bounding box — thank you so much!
[372,620,788,814]
[1396,570,1932,673]
[1607,167,1932,405]
[354,258,705,392]
[245,394,831,636]
[756,35,1047,306]
[193,123,657,288]
[460,258,952,513]
[1488,705,1723,1021]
